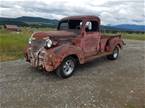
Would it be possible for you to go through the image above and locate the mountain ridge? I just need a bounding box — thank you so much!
[0,16,144,31]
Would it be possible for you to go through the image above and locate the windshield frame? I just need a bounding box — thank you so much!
[57,19,83,31]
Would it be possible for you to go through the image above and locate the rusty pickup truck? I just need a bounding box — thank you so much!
[24,16,125,78]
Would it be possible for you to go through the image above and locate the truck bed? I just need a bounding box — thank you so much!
[100,34,122,52]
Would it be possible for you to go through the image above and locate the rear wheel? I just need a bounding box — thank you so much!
[56,57,76,78]
[107,47,119,60]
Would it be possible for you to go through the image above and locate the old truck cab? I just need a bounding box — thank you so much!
[25,15,124,78]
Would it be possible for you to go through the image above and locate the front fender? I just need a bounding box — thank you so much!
[51,44,84,68]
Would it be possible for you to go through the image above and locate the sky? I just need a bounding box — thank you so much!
[0,0,144,25]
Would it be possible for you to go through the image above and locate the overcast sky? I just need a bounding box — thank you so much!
[0,0,144,25]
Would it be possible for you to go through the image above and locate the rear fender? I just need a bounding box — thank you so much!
[107,38,124,51]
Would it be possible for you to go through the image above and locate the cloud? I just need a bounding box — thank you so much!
[0,0,144,25]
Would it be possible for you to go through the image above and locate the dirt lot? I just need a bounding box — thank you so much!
[0,40,145,108]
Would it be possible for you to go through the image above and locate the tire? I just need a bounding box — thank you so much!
[107,47,119,60]
[56,57,76,78]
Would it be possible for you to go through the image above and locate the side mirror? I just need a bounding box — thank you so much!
[85,21,92,32]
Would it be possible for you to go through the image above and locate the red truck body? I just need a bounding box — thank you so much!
[24,15,124,78]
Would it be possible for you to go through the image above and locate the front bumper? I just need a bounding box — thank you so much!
[26,47,55,72]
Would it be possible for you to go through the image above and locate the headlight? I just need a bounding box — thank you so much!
[45,39,53,48]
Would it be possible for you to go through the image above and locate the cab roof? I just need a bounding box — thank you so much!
[61,15,100,24]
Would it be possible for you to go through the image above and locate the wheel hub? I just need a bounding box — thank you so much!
[63,60,75,75]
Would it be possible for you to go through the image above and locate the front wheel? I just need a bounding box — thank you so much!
[56,57,76,78]
[107,47,119,60]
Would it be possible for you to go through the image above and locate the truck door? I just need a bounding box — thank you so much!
[83,21,101,57]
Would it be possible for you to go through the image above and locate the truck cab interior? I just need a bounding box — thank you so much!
[57,20,83,34]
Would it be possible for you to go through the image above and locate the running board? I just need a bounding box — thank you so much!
[84,52,112,63]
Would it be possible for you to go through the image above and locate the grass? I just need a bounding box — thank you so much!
[0,29,31,61]
[0,27,54,61]
[0,28,145,61]
[104,32,145,40]
[122,33,145,40]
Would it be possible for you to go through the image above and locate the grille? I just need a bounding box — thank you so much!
[31,40,45,52]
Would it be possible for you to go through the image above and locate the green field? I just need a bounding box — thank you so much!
[122,33,145,40]
[0,29,30,61]
[0,28,54,61]
[0,28,145,61]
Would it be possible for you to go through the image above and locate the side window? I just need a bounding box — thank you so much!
[60,22,68,30]
[85,21,99,32]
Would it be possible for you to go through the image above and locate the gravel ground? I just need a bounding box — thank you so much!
[0,40,145,108]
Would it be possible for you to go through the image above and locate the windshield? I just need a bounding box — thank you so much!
[58,20,82,33]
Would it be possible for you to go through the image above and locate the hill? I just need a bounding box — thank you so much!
[111,24,145,32]
[0,16,144,32]
[0,16,58,27]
